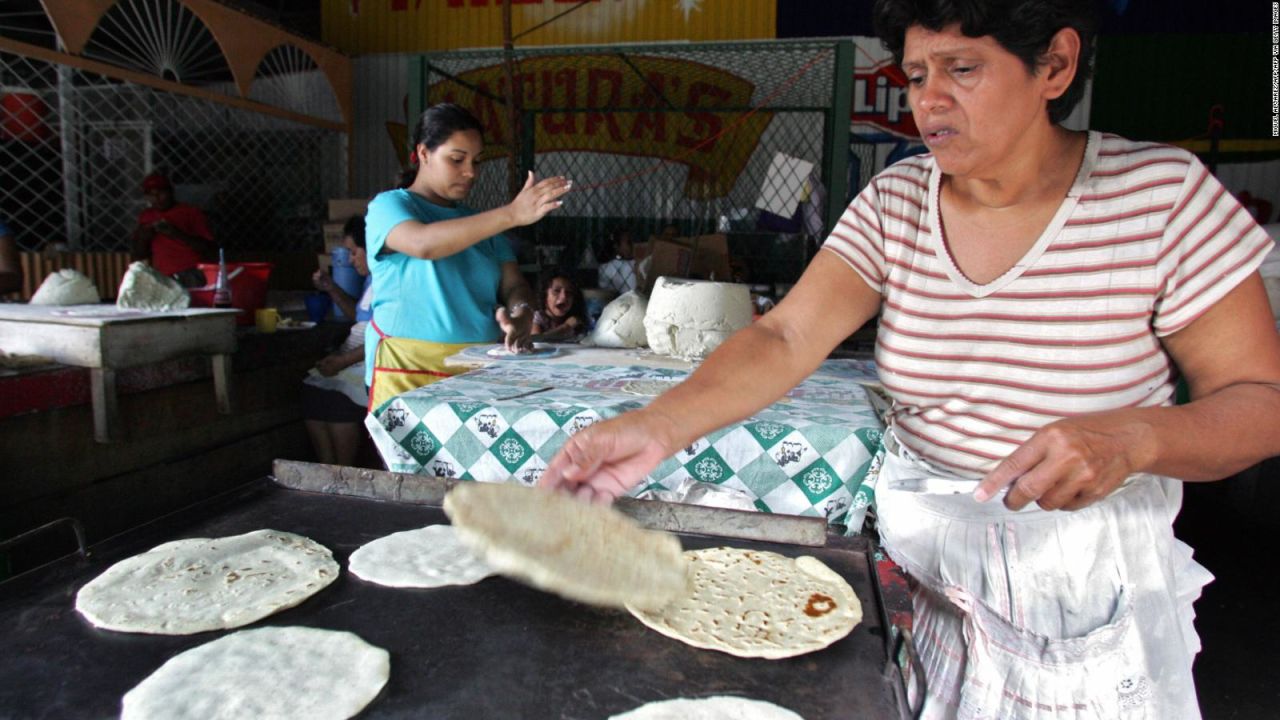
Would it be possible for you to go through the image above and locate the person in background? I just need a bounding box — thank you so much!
[596,227,637,295]
[312,215,370,320]
[131,172,215,286]
[541,0,1280,716]
[532,269,587,340]
[363,103,571,411]
[0,217,20,296]
[302,215,373,466]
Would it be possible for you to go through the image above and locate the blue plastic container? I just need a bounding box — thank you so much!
[330,246,352,268]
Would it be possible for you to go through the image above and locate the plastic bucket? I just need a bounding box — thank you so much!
[197,262,273,325]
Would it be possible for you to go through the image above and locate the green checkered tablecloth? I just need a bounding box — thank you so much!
[366,359,885,532]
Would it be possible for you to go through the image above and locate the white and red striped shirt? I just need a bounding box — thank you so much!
[823,131,1274,478]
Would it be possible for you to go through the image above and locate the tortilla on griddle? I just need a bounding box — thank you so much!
[442,481,687,610]
[609,696,805,720]
[121,626,389,720]
[348,524,494,588]
[75,529,338,635]
[626,547,861,659]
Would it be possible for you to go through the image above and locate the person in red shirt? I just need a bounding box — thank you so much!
[130,173,215,285]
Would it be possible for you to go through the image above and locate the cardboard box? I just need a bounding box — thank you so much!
[323,222,346,252]
[634,234,733,294]
[327,198,368,222]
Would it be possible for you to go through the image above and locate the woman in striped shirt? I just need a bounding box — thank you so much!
[543,0,1279,717]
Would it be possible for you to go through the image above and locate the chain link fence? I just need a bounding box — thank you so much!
[0,49,345,254]
[419,40,847,286]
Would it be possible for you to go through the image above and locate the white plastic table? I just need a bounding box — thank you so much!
[0,305,239,442]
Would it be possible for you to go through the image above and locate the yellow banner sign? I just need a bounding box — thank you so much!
[428,55,772,199]
[323,0,775,54]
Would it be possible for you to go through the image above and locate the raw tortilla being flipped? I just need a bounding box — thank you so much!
[442,481,688,610]
[348,524,495,588]
[75,529,338,635]
[609,696,805,720]
[626,547,861,659]
[121,626,389,720]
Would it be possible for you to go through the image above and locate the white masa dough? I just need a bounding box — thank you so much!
[121,626,389,720]
[28,268,100,305]
[643,278,752,360]
[590,291,649,348]
[75,529,338,635]
[115,261,190,311]
[348,524,494,588]
[610,696,805,720]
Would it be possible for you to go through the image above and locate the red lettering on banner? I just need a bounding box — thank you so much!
[677,81,729,152]
[585,69,623,142]
[428,55,770,198]
[541,69,578,135]
[630,72,675,143]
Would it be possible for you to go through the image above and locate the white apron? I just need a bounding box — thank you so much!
[876,432,1212,719]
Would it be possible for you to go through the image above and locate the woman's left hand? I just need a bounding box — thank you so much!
[974,413,1153,511]
[316,354,350,377]
[495,304,534,352]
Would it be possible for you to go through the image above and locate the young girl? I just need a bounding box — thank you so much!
[532,270,587,340]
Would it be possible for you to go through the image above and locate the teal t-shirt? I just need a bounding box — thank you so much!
[363,188,515,385]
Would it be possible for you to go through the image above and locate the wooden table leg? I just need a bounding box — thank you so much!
[90,367,119,444]
[212,353,233,414]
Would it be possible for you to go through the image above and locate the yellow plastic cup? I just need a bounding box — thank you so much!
[254,307,279,333]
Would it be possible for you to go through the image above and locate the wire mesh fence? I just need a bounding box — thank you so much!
[419,40,846,286]
[0,48,345,254]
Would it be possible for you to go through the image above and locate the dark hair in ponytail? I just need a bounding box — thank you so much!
[396,103,484,189]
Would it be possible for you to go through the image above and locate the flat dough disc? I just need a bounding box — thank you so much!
[619,380,680,396]
[610,696,805,720]
[484,343,559,359]
[121,626,389,720]
[627,548,861,659]
[443,481,687,610]
[75,529,339,635]
[348,524,494,588]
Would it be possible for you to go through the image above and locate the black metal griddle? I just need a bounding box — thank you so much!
[0,461,913,719]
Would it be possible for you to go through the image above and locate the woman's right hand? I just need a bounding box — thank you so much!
[312,268,336,293]
[539,408,679,504]
[507,172,572,227]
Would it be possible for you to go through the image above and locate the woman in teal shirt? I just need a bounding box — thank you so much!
[364,103,571,409]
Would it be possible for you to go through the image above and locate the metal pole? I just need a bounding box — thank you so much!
[501,1,521,200]
[55,36,82,249]
[824,40,854,242]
